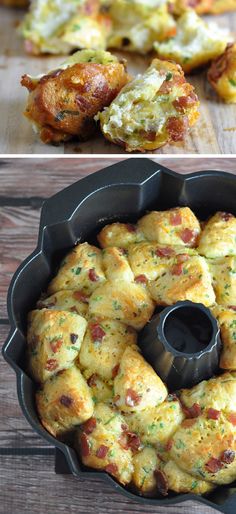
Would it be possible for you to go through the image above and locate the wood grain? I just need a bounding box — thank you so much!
[1,157,236,514]
[0,7,236,154]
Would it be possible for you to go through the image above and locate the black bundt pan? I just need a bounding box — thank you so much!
[2,158,236,513]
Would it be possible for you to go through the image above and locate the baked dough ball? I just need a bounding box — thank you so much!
[163,460,214,494]
[102,246,134,282]
[180,371,236,412]
[198,212,236,258]
[128,242,197,281]
[138,208,201,247]
[97,222,145,249]
[20,0,109,55]
[107,0,176,54]
[21,50,129,145]
[126,399,184,449]
[76,402,133,485]
[149,255,215,307]
[36,365,94,437]
[154,11,232,73]
[208,44,236,104]
[37,290,89,318]
[89,279,154,329]
[209,256,236,306]
[48,242,106,296]
[170,411,236,485]
[132,447,161,496]
[213,308,236,370]
[113,346,167,412]
[79,318,137,380]
[98,58,199,152]
[27,309,87,383]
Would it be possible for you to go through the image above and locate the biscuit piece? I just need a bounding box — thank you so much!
[48,242,106,296]
[208,44,236,104]
[132,447,161,496]
[98,58,199,152]
[128,242,197,281]
[20,0,109,55]
[21,49,129,144]
[170,411,236,485]
[79,318,137,380]
[97,222,145,249]
[76,402,133,485]
[27,309,87,383]
[126,399,184,449]
[113,346,167,412]
[163,460,214,494]
[36,365,94,436]
[209,256,236,306]
[180,371,236,412]
[89,279,154,330]
[198,212,236,258]
[107,0,176,54]
[37,290,89,318]
[154,11,231,73]
[102,246,134,282]
[138,208,201,247]
[149,254,215,307]
[213,309,236,370]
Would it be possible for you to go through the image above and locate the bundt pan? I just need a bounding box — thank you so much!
[2,158,236,514]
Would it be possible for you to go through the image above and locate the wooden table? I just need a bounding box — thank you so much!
[1,157,236,514]
[0,7,236,155]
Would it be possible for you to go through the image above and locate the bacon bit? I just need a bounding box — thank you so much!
[156,247,175,257]
[155,469,169,496]
[205,457,223,473]
[126,224,137,233]
[179,228,196,244]
[166,439,173,451]
[228,412,236,425]
[70,333,78,344]
[80,433,90,457]
[170,211,182,226]
[134,274,148,284]
[125,388,142,407]
[166,116,188,142]
[90,323,106,342]
[105,463,118,475]
[220,212,233,222]
[93,81,109,99]
[45,358,58,371]
[221,450,235,464]
[112,364,120,378]
[176,253,190,263]
[229,306,236,311]
[88,268,99,282]
[60,395,73,407]
[121,423,128,431]
[96,445,109,459]
[171,262,184,276]
[113,394,121,404]
[126,433,142,452]
[73,291,89,303]
[207,408,221,420]
[182,402,201,419]
[173,93,197,112]
[82,417,97,435]
[182,418,197,428]
[87,373,98,387]
[50,338,63,353]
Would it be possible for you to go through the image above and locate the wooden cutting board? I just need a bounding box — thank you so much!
[0,6,236,154]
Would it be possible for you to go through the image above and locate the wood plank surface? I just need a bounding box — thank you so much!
[1,157,236,514]
[0,7,236,155]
